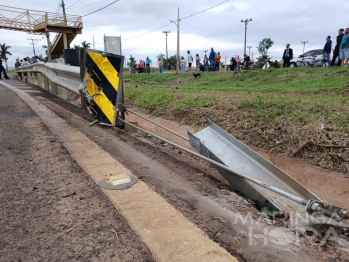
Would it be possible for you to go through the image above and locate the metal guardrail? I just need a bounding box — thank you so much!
[15,62,80,100]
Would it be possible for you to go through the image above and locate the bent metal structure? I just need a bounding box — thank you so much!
[15,61,349,229]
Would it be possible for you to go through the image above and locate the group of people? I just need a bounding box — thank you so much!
[179,49,222,72]
[282,27,349,67]
[15,54,46,81]
[137,57,152,73]
[229,54,251,70]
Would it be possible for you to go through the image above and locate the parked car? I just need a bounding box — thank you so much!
[290,49,323,67]
[290,49,339,67]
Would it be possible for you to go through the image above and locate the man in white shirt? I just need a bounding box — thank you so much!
[187,50,193,72]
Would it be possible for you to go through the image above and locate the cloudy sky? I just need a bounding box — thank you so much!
[1,0,347,67]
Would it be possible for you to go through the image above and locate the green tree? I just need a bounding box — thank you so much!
[256,38,274,64]
[72,44,81,50]
[127,55,136,67]
[157,53,165,60]
[81,41,91,48]
[0,43,12,72]
[163,54,177,70]
[42,44,50,55]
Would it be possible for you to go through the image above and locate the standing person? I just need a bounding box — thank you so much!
[322,36,332,66]
[209,47,216,71]
[187,50,193,72]
[145,56,151,74]
[180,56,186,72]
[203,54,209,71]
[243,54,250,68]
[158,58,163,73]
[15,58,22,80]
[0,59,10,80]
[21,58,30,82]
[195,54,201,72]
[340,28,349,67]
[236,55,241,64]
[139,60,145,73]
[282,44,293,68]
[214,52,221,71]
[332,29,344,66]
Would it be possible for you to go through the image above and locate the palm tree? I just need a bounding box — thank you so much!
[81,41,91,48]
[0,43,12,72]
[72,44,81,50]
[42,43,52,55]
[157,53,165,60]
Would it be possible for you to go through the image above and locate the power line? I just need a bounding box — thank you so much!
[82,0,119,17]
[67,0,112,9]
[181,0,229,20]
[121,0,230,42]
[67,0,82,9]
[123,23,173,41]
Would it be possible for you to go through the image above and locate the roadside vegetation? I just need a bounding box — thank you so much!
[124,67,349,174]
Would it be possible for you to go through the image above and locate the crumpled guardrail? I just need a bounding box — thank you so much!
[15,62,80,95]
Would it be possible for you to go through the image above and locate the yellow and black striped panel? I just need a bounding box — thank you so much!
[85,51,122,125]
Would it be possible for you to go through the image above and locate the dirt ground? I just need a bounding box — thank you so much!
[0,78,349,261]
[0,82,155,261]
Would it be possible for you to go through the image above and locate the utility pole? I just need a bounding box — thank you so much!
[61,0,68,49]
[162,30,170,69]
[170,7,180,73]
[93,35,96,49]
[46,33,51,60]
[301,41,308,54]
[27,38,38,55]
[247,46,252,57]
[241,18,252,54]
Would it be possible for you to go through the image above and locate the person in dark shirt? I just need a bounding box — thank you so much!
[243,54,250,68]
[332,29,344,66]
[0,59,10,80]
[282,44,293,68]
[208,47,216,71]
[322,36,332,66]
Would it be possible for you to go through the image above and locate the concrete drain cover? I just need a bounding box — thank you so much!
[99,174,138,190]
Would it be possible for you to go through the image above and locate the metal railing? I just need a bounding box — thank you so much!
[15,62,80,100]
[0,5,82,33]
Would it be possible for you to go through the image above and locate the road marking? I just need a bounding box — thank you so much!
[1,81,238,262]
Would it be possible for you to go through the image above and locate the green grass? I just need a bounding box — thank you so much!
[124,67,349,128]
[124,67,349,173]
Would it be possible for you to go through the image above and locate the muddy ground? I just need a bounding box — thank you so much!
[15,81,349,261]
[1,78,349,261]
[0,82,155,261]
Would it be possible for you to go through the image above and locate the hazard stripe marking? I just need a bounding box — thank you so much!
[87,52,119,92]
[85,73,115,124]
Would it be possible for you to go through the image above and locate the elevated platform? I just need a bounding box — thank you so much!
[0,5,83,57]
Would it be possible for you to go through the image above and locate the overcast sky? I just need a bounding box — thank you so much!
[1,0,347,67]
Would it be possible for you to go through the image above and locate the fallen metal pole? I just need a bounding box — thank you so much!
[127,109,189,142]
[118,117,308,206]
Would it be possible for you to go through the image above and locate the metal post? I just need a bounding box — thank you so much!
[247,46,252,57]
[241,18,252,54]
[93,35,95,49]
[46,32,51,60]
[43,75,50,91]
[51,81,58,95]
[301,41,308,54]
[61,0,68,50]
[176,8,180,73]
[61,87,69,101]
[37,73,42,88]
[163,30,170,69]
[27,38,37,55]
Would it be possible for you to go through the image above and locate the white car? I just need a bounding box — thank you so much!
[290,49,324,67]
